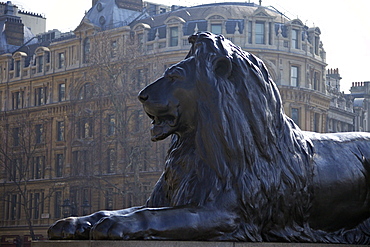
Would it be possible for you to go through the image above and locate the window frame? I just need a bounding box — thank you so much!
[107,114,116,136]
[290,65,299,87]
[169,26,178,47]
[35,124,44,144]
[58,52,65,69]
[291,107,300,127]
[57,121,64,141]
[292,29,299,49]
[58,83,66,102]
[56,153,64,177]
[211,23,222,34]
[34,86,47,106]
[255,21,265,44]
[83,38,90,64]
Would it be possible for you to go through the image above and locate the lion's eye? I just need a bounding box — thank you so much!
[169,74,182,82]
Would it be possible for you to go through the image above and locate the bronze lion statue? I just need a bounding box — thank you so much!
[48,32,370,244]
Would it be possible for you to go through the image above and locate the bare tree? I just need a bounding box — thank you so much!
[67,30,167,209]
[0,118,55,240]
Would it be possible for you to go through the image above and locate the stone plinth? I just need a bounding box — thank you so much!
[31,241,365,247]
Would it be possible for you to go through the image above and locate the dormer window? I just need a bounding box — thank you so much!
[37,56,43,73]
[169,27,178,47]
[211,24,222,34]
[164,17,185,48]
[255,21,265,44]
[292,29,299,49]
[15,60,20,77]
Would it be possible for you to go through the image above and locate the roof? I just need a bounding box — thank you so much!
[132,3,287,28]
[82,0,147,30]
[354,98,365,107]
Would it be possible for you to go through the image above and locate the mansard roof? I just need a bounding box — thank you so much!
[131,3,287,29]
[79,0,148,30]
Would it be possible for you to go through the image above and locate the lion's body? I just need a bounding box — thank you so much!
[48,32,370,244]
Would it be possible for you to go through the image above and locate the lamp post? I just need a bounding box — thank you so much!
[81,199,91,216]
[61,199,72,218]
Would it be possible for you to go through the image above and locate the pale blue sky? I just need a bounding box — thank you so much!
[12,0,370,92]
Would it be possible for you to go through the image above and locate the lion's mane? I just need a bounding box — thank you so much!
[147,32,318,242]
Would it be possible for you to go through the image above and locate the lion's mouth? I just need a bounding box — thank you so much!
[146,112,178,142]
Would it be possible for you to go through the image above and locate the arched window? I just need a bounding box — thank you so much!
[83,38,90,63]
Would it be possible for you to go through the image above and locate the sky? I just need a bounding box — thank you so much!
[12,0,370,93]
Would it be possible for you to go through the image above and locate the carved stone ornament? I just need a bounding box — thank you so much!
[48,32,370,244]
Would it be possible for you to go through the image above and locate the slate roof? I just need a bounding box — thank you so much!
[82,0,148,30]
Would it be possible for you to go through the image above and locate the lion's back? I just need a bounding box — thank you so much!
[306,131,370,231]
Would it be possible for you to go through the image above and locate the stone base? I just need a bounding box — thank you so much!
[31,241,365,247]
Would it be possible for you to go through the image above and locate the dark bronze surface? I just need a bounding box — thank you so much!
[48,32,370,244]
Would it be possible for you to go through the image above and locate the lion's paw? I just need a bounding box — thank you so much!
[48,217,92,240]
[91,215,142,240]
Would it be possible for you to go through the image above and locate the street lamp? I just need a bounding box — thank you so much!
[81,199,91,216]
[61,199,72,218]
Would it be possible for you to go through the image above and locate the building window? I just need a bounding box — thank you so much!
[37,56,43,73]
[12,91,23,110]
[169,26,178,47]
[315,36,319,55]
[292,29,299,49]
[35,87,47,106]
[137,33,144,48]
[255,21,265,44]
[35,124,43,144]
[77,118,93,139]
[83,38,90,63]
[58,52,65,69]
[78,83,94,100]
[57,121,64,141]
[32,156,45,179]
[54,191,62,218]
[211,24,222,34]
[72,150,89,176]
[111,40,117,58]
[290,66,299,87]
[107,114,115,136]
[33,193,40,219]
[313,71,320,91]
[107,149,116,174]
[248,21,252,44]
[10,158,22,181]
[136,69,146,90]
[291,108,300,126]
[56,154,63,177]
[45,51,50,63]
[15,60,21,77]
[58,83,66,102]
[13,127,19,147]
[10,194,18,220]
[314,113,320,132]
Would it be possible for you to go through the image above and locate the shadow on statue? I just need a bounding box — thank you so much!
[48,32,370,244]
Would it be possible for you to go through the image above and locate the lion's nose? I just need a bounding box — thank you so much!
[138,91,148,103]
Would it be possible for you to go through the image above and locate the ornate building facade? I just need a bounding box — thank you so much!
[350,81,370,132]
[0,0,356,244]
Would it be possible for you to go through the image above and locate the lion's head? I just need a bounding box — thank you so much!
[138,32,305,157]
[139,32,313,241]
[138,57,197,142]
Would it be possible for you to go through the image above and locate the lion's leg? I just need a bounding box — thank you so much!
[48,206,144,240]
[91,206,238,240]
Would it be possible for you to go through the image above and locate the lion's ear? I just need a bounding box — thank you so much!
[213,57,232,78]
